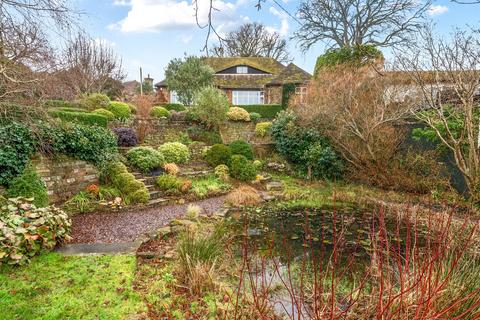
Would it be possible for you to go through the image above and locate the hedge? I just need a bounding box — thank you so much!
[233,104,284,119]
[162,103,186,112]
[48,110,108,127]
[42,100,87,110]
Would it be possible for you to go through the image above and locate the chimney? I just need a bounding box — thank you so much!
[144,74,154,88]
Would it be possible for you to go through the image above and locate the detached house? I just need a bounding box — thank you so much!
[155,57,311,106]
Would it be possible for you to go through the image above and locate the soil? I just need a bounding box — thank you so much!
[70,195,226,244]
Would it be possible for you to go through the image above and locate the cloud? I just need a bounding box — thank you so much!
[93,37,116,48]
[113,0,131,5]
[428,5,448,16]
[110,0,241,33]
[266,6,289,37]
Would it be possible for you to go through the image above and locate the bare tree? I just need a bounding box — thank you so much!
[58,33,125,97]
[210,23,291,63]
[0,0,77,101]
[294,0,431,51]
[396,28,480,198]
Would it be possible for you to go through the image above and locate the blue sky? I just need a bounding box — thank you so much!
[75,0,479,82]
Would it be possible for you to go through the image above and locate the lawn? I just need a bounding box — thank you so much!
[0,253,145,320]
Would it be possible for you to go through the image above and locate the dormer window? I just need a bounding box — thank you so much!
[237,66,248,74]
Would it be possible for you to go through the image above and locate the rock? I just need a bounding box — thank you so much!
[214,208,229,217]
[157,226,171,237]
[177,198,186,205]
[260,192,276,202]
[266,162,286,172]
[170,219,195,227]
[266,181,284,192]
[164,251,175,259]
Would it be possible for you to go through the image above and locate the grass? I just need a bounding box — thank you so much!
[0,253,145,320]
[190,175,231,199]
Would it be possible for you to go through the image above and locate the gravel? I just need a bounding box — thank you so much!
[70,196,226,244]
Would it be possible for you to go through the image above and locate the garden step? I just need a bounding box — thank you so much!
[145,184,155,191]
[149,190,162,200]
[146,198,169,207]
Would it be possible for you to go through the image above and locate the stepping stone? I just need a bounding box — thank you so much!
[56,241,141,256]
[266,181,284,191]
[147,198,168,207]
[149,190,162,200]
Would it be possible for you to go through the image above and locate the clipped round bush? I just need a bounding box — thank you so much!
[230,155,257,182]
[205,144,232,167]
[83,93,110,110]
[151,106,171,118]
[107,101,132,119]
[249,112,262,123]
[0,121,36,186]
[126,146,165,173]
[129,189,149,204]
[214,164,229,180]
[156,174,183,195]
[253,160,263,169]
[0,197,71,265]
[102,161,149,204]
[255,122,272,137]
[163,103,186,112]
[92,108,115,120]
[112,127,138,147]
[230,140,254,160]
[6,163,48,207]
[159,142,190,164]
[227,107,250,121]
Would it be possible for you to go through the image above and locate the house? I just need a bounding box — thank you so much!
[155,57,312,105]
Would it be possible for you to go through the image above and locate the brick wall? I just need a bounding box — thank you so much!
[34,156,99,203]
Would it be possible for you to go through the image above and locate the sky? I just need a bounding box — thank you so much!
[74,0,480,83]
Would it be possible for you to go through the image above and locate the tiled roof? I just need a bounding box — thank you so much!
[267,63,312,85]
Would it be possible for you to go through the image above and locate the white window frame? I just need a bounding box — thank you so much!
[170,90,179,103]
[232,90,264,105]
[236,66,248,74]
[295,86,308,104]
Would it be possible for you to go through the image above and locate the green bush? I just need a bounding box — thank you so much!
[0,121,36,186]
[186,125,222,145]
[48,110,108,127]
[255,122,272,137]
[48,122,118,165]
[192,86,229,130]
[155,174,183,195]
[190,175,231,198]
[229,155,257,181]
[107,101,132,119]
[53,107,89,113]
[150,106,171,118]
[162,103,186,112]
[205,144,232,167]
[249,112,261,123]
[158,142,190,164]
[282,84,296,107]
[229,140,253,160]
[6,163,48,207]
[0,197,71,265]
[92,108,115,120]
[227,107,250,121]
[83,93,110,110]
[234,104,284,119]
[214,164,229,180]
[126,146,165,173]
[43,100,87,110]
[128,103,137,114]
[102,162,149,204]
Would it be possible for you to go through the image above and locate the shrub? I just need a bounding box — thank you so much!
[225,186,262,206]
[155,174,183,195]
[253,160,263,169]
[164,163,180,176]
[151,106,171,118]
[83,93,110,110]
[102,162,149,204]
[159,142,190,164]
[234,104,284,119]
[191,87,229,130]
[249,112,261,123]
[229,155,257,181]
[112,127,138,147]
[229,140,254,160]
[162,103,186,112]
[186,125,222,145]
[0,197,71,265]
[227,107,250,121]
[205,144,232,167]
[214,164,229,181]
[255,122,272,137]
[6,163,48,207]
[49,122,118,165]
[186,204,202,219]
[43,100,87,110]
[181,180,192,193]
[64,191,97,214]
[0,121,36,186]
[107,101,132,119]
[128,103,137,114]
[48,110,108,127]
[53,107,89,113]
[126,147,165,173]
[190,175,231,198]
[92,108,115,120]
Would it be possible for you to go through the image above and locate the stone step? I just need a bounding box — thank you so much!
[149,190,162,200]
[145,184,155,191]
[146,198,169,207]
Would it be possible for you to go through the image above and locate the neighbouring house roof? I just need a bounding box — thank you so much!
[154,57,311,89]
[267,63,312,85]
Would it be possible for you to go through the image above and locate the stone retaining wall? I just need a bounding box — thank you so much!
[219,121,273,145]
[33,156,99,203]
[130,118,191,147]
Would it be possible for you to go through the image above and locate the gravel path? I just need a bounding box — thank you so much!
[70,196,226,244]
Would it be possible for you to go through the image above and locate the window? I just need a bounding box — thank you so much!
[232,91,264,105]
[236,66,248,74]
[295,86,308,104]
[170,90,179,103]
